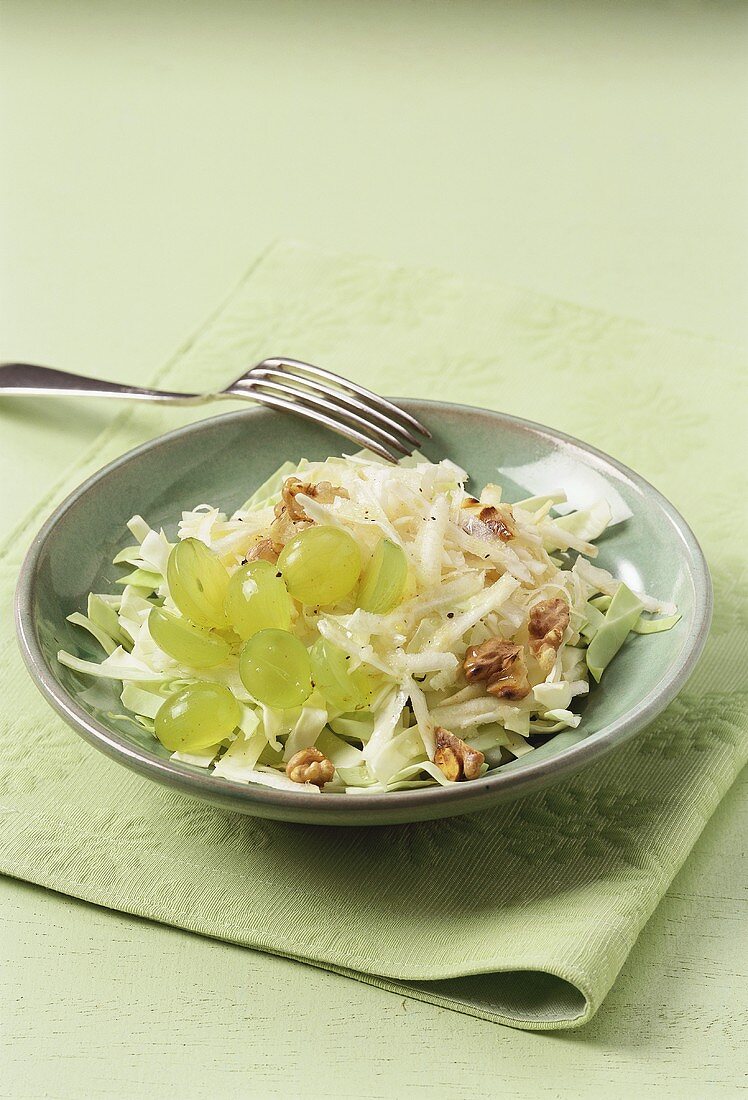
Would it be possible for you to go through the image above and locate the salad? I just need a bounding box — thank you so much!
[58,451,680,795]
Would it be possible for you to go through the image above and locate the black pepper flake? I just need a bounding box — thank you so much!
[276,571,282,578]
[446,612,454,619]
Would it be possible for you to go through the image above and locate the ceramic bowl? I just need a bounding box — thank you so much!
[15,401,711,826]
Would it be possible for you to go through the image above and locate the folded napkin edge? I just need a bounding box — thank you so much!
[0,854,594,1033]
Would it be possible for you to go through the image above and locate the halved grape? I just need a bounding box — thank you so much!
[224,560,292,639]
[149,607,230,668]
[239,628,312,709]
[155,681,240,752]
[309,637,374,712]
[357,537,408,613]
[166,538,230,628]
[277,526,361,606]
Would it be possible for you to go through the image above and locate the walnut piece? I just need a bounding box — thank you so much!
[461,497,516,542]
[270,477,349,547]
[269,506,302,548]
[528,597,570,673]
[246,537,280,564]
[434,727,485,782]
[463,639,531,700]
[277,477,349,524]
[285,747,335,787]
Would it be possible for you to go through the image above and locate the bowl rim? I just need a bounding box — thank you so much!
[15,399,712,821]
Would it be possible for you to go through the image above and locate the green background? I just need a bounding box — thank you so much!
[1,2,746,1096]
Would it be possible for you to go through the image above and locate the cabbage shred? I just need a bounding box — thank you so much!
[58,451,680,795]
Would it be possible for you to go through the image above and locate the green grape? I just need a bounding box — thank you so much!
[155,681,240,752]
[277,526,361,606]
[224,560,292,639]
[148,607,230,668]
[239,628,312,709]
[166,538,230,628]
[357,537,408,614]
[309,637,374,712]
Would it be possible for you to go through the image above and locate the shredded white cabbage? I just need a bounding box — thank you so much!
[58,450,679,796]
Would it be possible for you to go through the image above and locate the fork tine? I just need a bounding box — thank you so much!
[236,377,413,456]
[244,366,422,449]
[234,388,399,463]
[261,358,432,439]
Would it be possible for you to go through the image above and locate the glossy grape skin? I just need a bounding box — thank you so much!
[149,607,230,668]
[166,538,230,628]
[155,681,241,752]
[277,526,361,607]
[357,537,408,614]
[309,637,374,712]
[239,628,312,709]
[224,560,292,639]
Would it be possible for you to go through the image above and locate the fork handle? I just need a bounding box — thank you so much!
[0,362,208,405]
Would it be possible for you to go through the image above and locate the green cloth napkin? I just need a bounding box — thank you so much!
[1,242,745,1031]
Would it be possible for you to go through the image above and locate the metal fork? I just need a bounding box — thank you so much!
[0,357,430,463]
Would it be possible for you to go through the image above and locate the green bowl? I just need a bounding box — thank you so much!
[15,401,711,826]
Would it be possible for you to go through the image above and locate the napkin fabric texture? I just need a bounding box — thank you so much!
[1,241,746,1030]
